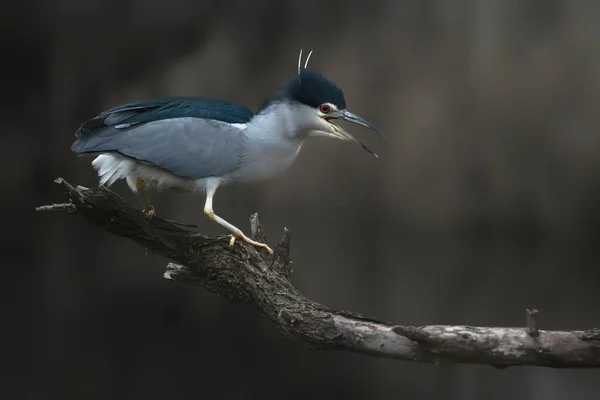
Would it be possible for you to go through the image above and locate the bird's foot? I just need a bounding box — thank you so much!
[229,233,273,254]
[142,206,156,218]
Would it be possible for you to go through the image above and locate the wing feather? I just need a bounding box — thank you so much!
[72,97,253,178]
[76,96,253,137]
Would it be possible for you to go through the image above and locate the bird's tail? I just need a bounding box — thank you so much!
[91,154,135,187]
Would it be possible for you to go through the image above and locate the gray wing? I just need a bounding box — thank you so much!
[72,117,246,179]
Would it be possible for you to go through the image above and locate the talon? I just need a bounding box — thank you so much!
[259,243,274,254]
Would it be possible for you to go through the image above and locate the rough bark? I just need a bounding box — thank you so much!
[37,178,600,368]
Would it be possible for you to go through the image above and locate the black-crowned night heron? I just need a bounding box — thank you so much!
[71,50,384,254]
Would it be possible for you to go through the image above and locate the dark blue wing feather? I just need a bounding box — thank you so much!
[76,97,254,136]
[72,97,253,178]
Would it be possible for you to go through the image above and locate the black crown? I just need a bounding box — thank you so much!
[260,68,346,112]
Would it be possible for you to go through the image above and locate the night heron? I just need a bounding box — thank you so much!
[71,50,384,254]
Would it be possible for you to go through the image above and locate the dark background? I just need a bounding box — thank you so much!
[5,0,600,399]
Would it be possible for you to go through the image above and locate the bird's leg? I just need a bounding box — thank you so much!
[203,187,273,254]
[136,177,156,218]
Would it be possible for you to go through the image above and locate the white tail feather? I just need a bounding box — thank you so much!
[92,154,135,188]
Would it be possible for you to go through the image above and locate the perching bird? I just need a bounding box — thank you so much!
[71,50,384,254]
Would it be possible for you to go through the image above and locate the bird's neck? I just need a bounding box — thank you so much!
[238,104,306,182]
[249,102,312,140]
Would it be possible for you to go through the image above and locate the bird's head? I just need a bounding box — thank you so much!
[258,50,385,158]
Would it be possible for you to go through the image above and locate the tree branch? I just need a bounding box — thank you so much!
[38,178,600,368]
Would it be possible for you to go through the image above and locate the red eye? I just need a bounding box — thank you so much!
[319,104,331,114]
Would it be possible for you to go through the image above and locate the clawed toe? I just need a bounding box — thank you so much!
[229,233,273,254]
[142,207,156,218]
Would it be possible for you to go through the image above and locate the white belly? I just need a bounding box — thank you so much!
[91,153,220,193]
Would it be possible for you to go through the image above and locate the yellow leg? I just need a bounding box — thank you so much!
[136,177,156,218]
[203,186,273,254]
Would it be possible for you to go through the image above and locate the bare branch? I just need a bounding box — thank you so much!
[38,178,600,368]
[526,309,540,337]
[249,213,267,243]
[35,202,77,213]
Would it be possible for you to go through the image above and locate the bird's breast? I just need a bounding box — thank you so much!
[233,138,304,183]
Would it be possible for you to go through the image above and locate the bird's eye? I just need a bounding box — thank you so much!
[319,104,331,114]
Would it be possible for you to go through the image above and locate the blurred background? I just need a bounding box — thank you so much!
[5,0,600,398]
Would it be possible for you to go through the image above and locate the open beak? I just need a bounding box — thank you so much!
[326,110,385,159]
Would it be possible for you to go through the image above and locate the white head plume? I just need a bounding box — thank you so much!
[297,49,314,76]
[297,49,303,75]
[304,50,313,69]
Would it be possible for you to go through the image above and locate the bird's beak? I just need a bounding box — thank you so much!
[326,110,385,159]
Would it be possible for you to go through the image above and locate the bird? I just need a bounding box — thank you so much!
[71,50,384,254]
